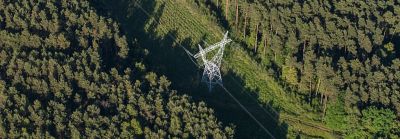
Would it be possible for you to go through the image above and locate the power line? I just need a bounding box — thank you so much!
[219,83,276,139]
[223,69,287,133]
[133,1,276,138]
[133,1,340,137]
[222,60,340,135]
[193,32,276,137]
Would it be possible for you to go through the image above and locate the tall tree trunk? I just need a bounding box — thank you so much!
[263,30,267,56]
[309,79,312,104]
[255,23,259,53]
[320,92,323,104]
[225,0,229,19]
[217,0,219,7]
[243,6,248,39]
[235,0,238,29]
[316,78,321,96]
[323,94,328,117]
[303,40,306,55]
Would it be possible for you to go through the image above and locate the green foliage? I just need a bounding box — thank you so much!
[194,0,400,137]
[218,0,400,118]
[281,65,298,87]
[360,107,399,138]
[0,0,233,138]
[2,0,399,138]
[144,1,223,46]
[346,107,400,138]
[325,97,348,131]
[384,42,395,52]
[226,46,298,111]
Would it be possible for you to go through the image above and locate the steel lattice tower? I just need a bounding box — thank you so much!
[193,31,232,91]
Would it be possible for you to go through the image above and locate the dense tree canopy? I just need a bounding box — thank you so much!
[0,0,233,138]
[2,0,400,138]
[193,0,400,137]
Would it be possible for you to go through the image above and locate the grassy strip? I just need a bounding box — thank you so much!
[147,0,340,137]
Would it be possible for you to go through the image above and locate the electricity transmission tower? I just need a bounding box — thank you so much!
[193,31,232,91]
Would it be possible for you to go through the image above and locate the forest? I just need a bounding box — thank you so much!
[0,0,400,138]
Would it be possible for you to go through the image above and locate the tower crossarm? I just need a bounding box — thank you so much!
[193,31,231,59]
[193,39,231,58]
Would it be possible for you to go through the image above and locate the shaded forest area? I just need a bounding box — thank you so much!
[92,0,289,138]
[0,0,234,138]
[1,0,400,138]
